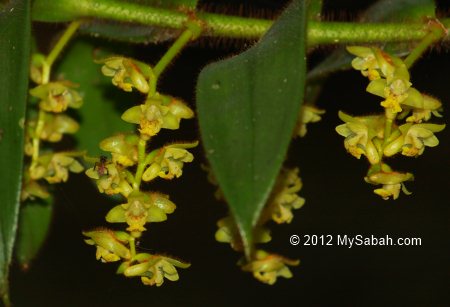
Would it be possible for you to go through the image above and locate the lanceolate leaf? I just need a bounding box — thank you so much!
[16,198,53,270]
[197,0,307,256]
[0,0,31,303]
[55,39,133,156]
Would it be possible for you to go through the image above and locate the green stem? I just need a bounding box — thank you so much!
[129,237,136,259]
[42,20,80,83]
[404,20,446,69]
[124,169,136,187]
[308,22,428,46]
[32,0,450,44]
[148,27,197,97]
[154,29,194,77]
[383,119,394,147]
[133,138,147,190]
[30,109,46,170]
[382,109,396,148]
[30,21,81,170]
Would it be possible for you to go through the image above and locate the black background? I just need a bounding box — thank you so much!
[10,1,450,306]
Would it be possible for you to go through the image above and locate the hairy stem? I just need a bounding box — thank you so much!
[44,21,81,81]
[153,28,195,77]
[32,0,450,44]
[149,27,197,96]
[404,20,447,69]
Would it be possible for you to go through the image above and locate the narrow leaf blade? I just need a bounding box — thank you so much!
[0,0,31,302]
[197,0,307,255]
[16,198,53,270]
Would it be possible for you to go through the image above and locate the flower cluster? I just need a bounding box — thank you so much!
[22,52,84,202]
[84,229,190,286]
[241,250,299,285]
[296,105,325,137]
[336,47,445,200]
[213,168,304,284]
[83,54,196,287]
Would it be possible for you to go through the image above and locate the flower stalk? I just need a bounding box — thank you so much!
[83,24,198,287]
[23,21,84,201]
[336,44,445,200]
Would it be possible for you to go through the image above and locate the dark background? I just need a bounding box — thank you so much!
[10,1,450,306]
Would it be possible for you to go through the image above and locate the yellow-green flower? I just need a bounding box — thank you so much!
[269,168,305,224]
[335,111,383,164]
[39,113,79,142]
[121,95,194,139]
[83,229,131,263]
[21,177,50,201]
[366,78,419,114]
[241,250,299,285]
[365,169,413,200]
[402,94,443,123]
[384,123,445,157]
[29,81,83,113]
[215,216,271,252]
[347,46,382,80]
[99,133,139,167]
[121,253,190,287]
[85,161,132,197]
[402,123,445,157]
[347,46,408,83]
[297,105,325,137]
[142,142,198,181]
[106,191,176,232]
[30,152,83,183]
[99,56,151,93]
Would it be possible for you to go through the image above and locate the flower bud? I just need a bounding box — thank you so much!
[383,135,404,157]
[241,250,299,285]
[142,163,161,182]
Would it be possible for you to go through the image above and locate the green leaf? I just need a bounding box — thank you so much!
[16,198,53,270]
[197,0,307,257]
[308,0,323,21]
[0,0,31,304]
[307,0,436,82]
[54,39,133,156]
